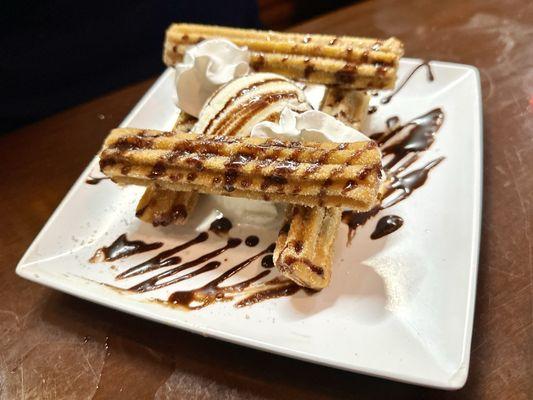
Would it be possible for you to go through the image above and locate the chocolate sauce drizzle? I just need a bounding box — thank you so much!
[85,176,110,185]
[245,235,259,247]
[167,243,277,310]
[128,237,242,292]
[370,215,404,239]
[342,108,445,242]
[89,234,163,263]
[381,61,434,105]
[209,217,233,234]
[116,232,209,280]
[91,228,302,310]
[261,254,275,268]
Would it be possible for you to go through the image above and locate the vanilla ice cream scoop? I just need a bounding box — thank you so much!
[193,73,311,137]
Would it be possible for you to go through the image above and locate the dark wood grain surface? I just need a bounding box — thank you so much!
[1,0,531,398]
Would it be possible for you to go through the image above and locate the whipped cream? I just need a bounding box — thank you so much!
[174,39,250,117]
[251,107,370,143]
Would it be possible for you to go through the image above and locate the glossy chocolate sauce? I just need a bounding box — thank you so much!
[370,215,404,239]
[129,237,242,292]
[85,176,110,185]
[89,234,163,263]
[210,217,233,234]
[373,108,444,169]
[245,235,259,247]
[381,61,435,105]
[382,157,444,208]
[261,254,274,268]
[342,108,445,242]
[115,232,208,280]
[167,243,275,310]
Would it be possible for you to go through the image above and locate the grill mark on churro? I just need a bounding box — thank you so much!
[250,53,265,70]
[282,255,324,277]
[110,136,154,151]
[335,63,358,84]
[202,77,287,135]
[344,141,378,165]
[148,162,166,179]
[291,241,303,254]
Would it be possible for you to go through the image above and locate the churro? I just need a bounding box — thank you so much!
[100,128,381,210]
[273,88,370,288]
[163,23,404,89]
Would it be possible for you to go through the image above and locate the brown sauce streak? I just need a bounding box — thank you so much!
[128,237,242,292]
[116,232,209,280]
[89,234,163,263]
[381,61,435,105]
[342,107,445,243]
[370,215,404,239]
[85,176,110,185]
[167,243,275,310]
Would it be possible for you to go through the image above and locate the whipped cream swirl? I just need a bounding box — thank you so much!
[251,107,370,143]
[174,39,250,117]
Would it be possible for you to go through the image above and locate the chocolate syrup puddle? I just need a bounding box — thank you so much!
[167,243,275,310]
[129,237,242,292]
[116,232,208,280]
[261,254,274,268]
[245,235,259,247]
[89,234,163,263]
[381,61,434,105]
[342,108,445,243]
[85,176,110,185]
[370,215,404,239]
[209,217,233,235]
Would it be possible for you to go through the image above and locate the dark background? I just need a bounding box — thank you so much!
[0,0,352,134]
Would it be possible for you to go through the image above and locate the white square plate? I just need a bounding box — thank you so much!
[16,59,482,389]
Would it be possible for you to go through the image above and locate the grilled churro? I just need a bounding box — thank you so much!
[274,206,342,289]
[163,23,404,89]
[273,88,370,288]
[100,129,381,210]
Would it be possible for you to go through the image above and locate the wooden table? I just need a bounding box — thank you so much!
[1,0,531,398]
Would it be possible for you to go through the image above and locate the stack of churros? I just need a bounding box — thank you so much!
[100,23,404,290]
